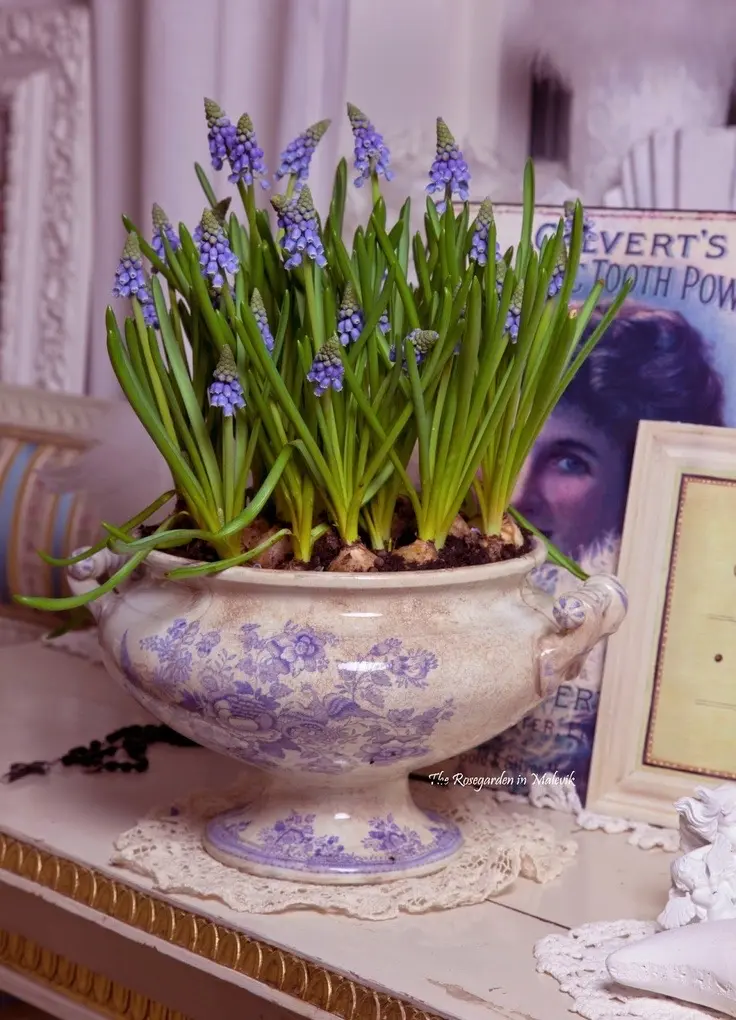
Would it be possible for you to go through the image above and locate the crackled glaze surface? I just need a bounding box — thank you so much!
[205,805,462,880]
[69,539,627,883]
[119,618,454,775]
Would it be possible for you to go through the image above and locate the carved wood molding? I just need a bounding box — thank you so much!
[0,3,92,393]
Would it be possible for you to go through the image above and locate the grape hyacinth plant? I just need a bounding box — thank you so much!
[16,99,631,614]
[276,119,331,191]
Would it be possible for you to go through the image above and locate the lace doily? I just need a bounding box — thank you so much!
[497,777,679,852]
[112,778,576,919]
[535,920,723,1019]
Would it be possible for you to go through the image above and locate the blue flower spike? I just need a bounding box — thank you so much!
[208,346,245,417]
[276,119,331,188]
[196,208,239,289]
[426,117,470,213]
[505,281,524,343]
[548,247,566,298]
[407,328,439,365]
[151,203,181,264]
[271,186,327,270]
[347,103,394,189]
[307,336,345,396]
[469,198,499,267]
[251,289,274,352]
[204,98,236,172]
[113,233,148,300]
[337,284,364,346]
[390,329,439,367]
[227,113,269,189]
[495,256,507,296]
[563,200,595,247]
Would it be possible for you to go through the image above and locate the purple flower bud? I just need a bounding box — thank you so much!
[548,248,566,298]
[204,98,236,172]
[227,113,269,189]
[469,197,499,267]
[151,204,181,264]
[389,329,439,368]
[307,336,344,396]
[347,103,394,188]
[251,289,274,352]
[196,208,239,289]
[271,186,327,270]
[378,310,390,335]
[505,282,524,343]
[208,347,245,417]
[563,200,595,246]
[337,283,364,346]
[276,119,330,187]
[426,118,470,212]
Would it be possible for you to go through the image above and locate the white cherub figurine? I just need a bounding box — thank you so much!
[658,833,736,929]
[674,783,736,853]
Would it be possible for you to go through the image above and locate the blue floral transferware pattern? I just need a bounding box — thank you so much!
[205,807,462,874]
[120,618,455,774]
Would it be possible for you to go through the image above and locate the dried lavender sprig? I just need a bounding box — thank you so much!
[347,103,394,189]
[276,119,330,187]
[251,289,274,351]
[151,204,181,263]
[426,118,470,213]
[227,113,269,189]
[271,187,327,270]
[196,208,239,288]
[337,284,364,346]
[307,336,344,396]
[204,98,236,172]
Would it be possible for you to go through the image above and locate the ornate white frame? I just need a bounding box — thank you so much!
[0,2,92,394]
[587,421,736,828]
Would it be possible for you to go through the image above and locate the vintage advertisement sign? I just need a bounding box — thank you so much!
[461,206,736,801]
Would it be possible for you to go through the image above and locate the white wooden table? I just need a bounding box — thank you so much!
[0,643,674,1020]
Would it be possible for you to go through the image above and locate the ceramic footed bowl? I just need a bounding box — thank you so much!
[68,538,627,885]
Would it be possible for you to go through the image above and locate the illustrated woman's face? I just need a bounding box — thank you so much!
[513,405,629,559]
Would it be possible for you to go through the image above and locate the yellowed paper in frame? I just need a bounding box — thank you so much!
[646,475,736,778]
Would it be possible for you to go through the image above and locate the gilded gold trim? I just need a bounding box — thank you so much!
[0,832,439,1020]
[0,927,190,1019]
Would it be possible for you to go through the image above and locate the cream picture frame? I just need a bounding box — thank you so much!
[586,420,736,828]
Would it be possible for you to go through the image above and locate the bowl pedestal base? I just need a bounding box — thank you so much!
[203,773,463,885]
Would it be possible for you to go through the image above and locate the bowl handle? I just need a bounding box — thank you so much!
[66,547,126,622]
[536,574,628,698]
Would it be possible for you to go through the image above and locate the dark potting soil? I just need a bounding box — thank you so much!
[373,531,533,572]
[138,518,533,572]
[305,529,344,570]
